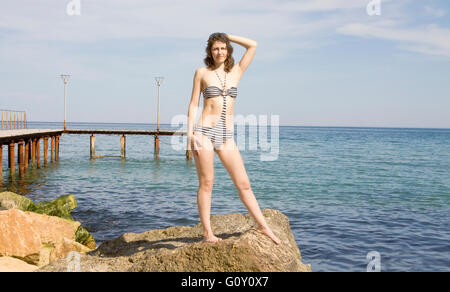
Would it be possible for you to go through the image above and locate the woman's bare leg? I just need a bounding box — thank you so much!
[215,138,281,245]
[192,132,222,243]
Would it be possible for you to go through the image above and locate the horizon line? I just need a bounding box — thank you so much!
[25,121,450,130]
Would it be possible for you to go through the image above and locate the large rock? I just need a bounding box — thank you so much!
[38,209,311,272]
[0,209,91,267]
[0,192,95,249]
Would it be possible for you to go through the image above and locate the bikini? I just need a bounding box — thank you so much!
[194,71,237,149]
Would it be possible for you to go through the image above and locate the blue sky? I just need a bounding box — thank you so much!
[1,0,449,128]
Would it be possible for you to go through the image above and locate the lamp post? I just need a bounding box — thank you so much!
[60,74,71,130]
[154,77,164,159]
[154,77,164,132]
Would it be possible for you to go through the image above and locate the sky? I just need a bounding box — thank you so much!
[0,0,449,128]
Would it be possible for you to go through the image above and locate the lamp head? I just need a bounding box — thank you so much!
[61,74,71,83]
[155,76,164,86]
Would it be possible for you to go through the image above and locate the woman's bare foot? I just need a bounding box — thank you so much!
[204,234,223,243]
[256,226,281,245]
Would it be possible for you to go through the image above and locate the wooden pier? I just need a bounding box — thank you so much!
[63,129,192,160]
[1,128,193,181]
[0,129,63,180]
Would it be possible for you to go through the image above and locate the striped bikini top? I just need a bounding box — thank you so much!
[203,86,238,99]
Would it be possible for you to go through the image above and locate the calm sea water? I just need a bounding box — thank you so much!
[1,122,449,272]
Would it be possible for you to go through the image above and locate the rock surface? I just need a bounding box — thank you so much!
[0,209,85,261]
[38,209,311,272]
[0,256,39,272]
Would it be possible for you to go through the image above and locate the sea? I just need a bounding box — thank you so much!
[1,122,449,272]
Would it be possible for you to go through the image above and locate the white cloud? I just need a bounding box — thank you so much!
[337,21,450,57]
[424,5,446,18]
[1,0,449,61]
[279,0,379,12]
[0,0,387,42]
[0,0,377,64]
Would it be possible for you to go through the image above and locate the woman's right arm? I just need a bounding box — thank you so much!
[187,68,203,150]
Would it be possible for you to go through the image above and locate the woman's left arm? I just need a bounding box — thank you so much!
[227,34,258,76]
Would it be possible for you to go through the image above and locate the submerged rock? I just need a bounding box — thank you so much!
[38,209,311,272]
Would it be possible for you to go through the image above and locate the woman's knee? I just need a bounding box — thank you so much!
[236,179,251,192]
[199,177,214,192]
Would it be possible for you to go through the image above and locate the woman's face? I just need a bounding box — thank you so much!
[211,41,228,64]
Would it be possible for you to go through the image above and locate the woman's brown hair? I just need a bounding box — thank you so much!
[204,32,235,72]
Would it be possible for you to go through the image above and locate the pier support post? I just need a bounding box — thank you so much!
[51,136,55,162]
[154,135,160,159]
[43,137,48,166]
[8,143,11,169]
[121,135,126,158]
[55,136,60,161]
[28,140,32,162]
[18,141,24,177]
[36,138,41,169]
[17,141,21,164]
[90,135,95,159]
[25,140,29,169]
[8,142,15,173]
[32,138,36,167]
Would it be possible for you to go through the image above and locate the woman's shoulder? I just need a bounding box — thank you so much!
[195,67,208,75]
[195,67,209,82]
[194,68,209,90]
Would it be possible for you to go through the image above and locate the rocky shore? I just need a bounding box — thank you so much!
[1,192,311,272]
[39,209,311,272]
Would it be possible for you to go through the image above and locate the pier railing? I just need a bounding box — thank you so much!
[1,109,27,130]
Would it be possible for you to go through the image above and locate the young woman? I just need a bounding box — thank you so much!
[187,33,281,245]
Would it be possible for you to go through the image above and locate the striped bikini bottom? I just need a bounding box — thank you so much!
[194,96,234,149]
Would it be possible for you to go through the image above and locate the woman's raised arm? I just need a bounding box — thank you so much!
[227,34,258,75]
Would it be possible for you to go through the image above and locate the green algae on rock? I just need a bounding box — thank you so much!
[75,226,96,250]
[0,192,35,211]
[31,194,77,221]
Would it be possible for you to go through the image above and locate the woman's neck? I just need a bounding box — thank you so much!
[213,62,225,72]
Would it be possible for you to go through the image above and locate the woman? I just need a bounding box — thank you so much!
[187,33,281,245]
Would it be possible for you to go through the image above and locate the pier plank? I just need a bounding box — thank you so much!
[0,129,63,145]
[63,129,185,136]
